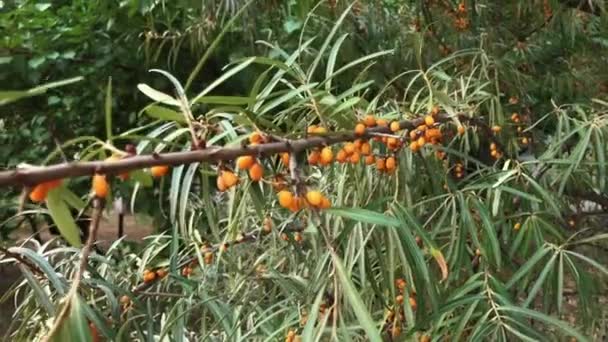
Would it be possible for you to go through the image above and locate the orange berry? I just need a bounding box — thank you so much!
[350,152,361,164]
[521,137,529,145]
[306,190,323,207]
[263,217,273,233]
[119,295,130,305]
[386,156,396,170]
[396,278,407,290]
[314,126,327,134]
[249,163,264,182]
[319,196,331,209]
[409,130,419,140]
[490,150,498,158]
[417,136,426,147]
[390,121,401,132]
[457,125,466,135]
[376,158,386,171]
[143,270,156,283]
[364,115,376,127]
[288,196,302,212]
[353,139,363,150]
[360,142,371,155]
[344,142,356,155]
[221,171,239,188]
[425,128,442,140]
[376,118,388,127]
[281,233,289,241]
[396,294,404,304]
[278,190,294,208]
[355,123,366,135]
[490,143,497,150]
[514,222,522,231]
[420,334,431,342]
[387,137,399,149]
[182,266,193,277]
[491,125,502,133]
[336,149,347,163]
[364,155,375,165]
[92,174,109,198]
[410,141,419,152]
[249,132,263,144]
[409,296,417,310]
[307,125,318,134]
[204,251,214,265]
[156,268,168,278]
[424,115,435,127]
[308,150,320,165]
[431,105,440,116]
[237,155,256,170]
[320,147,334,165]
[281,152,290,165]
[511,113,520,121]
[217,174,227,191]
[416,125,427,132]
[151,165,170,178]
[435,151,446,160]
[29,184,49,202]
[294,232,303,243]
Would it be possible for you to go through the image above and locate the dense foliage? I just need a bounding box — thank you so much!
[1,0,607,341]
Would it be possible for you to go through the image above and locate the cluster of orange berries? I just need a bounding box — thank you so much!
[236,155,264,181]
[277,189,331,212]
[285,329,301,342]
[453,2,469,31]
[307,146,334,166]
[453,162,465,179]
[280,231,304,243]
[408,115,443,153]
[489,142,503,160]
[511,112,531,146]
[142,268,168,283]
[385,278,418,338]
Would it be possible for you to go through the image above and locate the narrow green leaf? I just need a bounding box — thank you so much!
[473,199,502,268]
[144,105,186,123]
[46,188,82,247]
[506,246,550,288]
[498,306,589,342]
[137,84,180,106]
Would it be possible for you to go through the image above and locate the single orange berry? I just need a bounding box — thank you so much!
[490,143,497,150]
[221,171,239,188]
[29,184,49,202]
[355,123,366,136]
[336,149,347,163]
[344,142,356,155]
[390,121,401,132]
[306,190,323,207]
[457,125,466,135]
[353,139,363,150]
[424,115,435,127]
[288,196,302,212]
[314,126,327,134]
[320,147,334,165]
[376,118,388,127]
[409,296,417,310]
[514,222,522,231]
[281,152,290,165]
[420,334,431,342]
[396,294,404,304]
[278,190,294,208]
[249,163,264,182]
[521,137,529,145]
[360,142,371,155]
[409,130,419,140]
[376,158,386,171]
[119,295,130,305]
[387,137,399,149]
[237,155,256,170]
[307,125,318,134]
[92,174,109,198]
[416,125,427,132]
[151,165,170,178]
[417,136,426,147]
[490,150,498,158]
[386,156,396,170]
[250,132,263,144]
[511,113,520,121]
[425,128,442,140]
[308,150,320,165]
[143,270,156,283]
[364,115,376,127]
[491,125,502,133]
[410,141,419,152]
[217,174,227,192]
[294,232,303,243]
[281,233,289,241]
[263,217,273,233]
[350,152,361,164]
[204,251,214,265]
[156,268,168,278]
[364,155,375,165]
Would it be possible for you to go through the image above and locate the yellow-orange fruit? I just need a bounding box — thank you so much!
[386,157,396,170]
[249,132,263,144]
[409,130,419,140]
[365,155,375,165]
[249,163,264,182]
[182,266,193,277]
[237,155,256,170]
[364,115,376,127]
[314,126,327,134]
[396,294,404,304]
[360,142,371,155]
[416,125,427,132]
[390,121,401,132]
[376,118,388,127]
[396,278,406,290]
[294,232,303,243]
[410,141,419,152]
[521,137,529,145]
[350,152,361,164]
[320,196,331,209]
[288,196,303,212]
[424,115,435,127]
[120,295,130,305]
[355,123,366,135]
[307,125,318,134]
[308,150,320,165]
[344,142,356,155]
[336,149,347,163]
[420,334,431,342]
[511,112,520,121]
[435,151,446,160]
[457,125,466,135]
[376,158,386,171]
[143,270,156,283]
[514,222,522,231]
[306,191,323,207]
[278,190,294,208]
[425,128,442,140]
[263,217,273,233]
[417,136,426,147]
[222,171,239,188]
[204,251,214,265]
[92,174,109,198]
[281,233,289,241]
[29,184,49,202]
[409,296,417,310]
[490,150,498,158]
[387,137,399,149]
[151,165,170,178]
[320,147,334,165]
[354,139,363,150]
[217,175,227,191]
[431,105,440,116]
[156,268,168,278]
[491,125,502,133]
[281,152,290,165]
[490,142,497,150]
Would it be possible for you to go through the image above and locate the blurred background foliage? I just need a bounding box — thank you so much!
[1,0,608,340]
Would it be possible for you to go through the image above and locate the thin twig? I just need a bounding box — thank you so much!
[0,245,44,276]
[42,198,104,342]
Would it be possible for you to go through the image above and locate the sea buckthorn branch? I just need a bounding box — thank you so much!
[131,222,306,293]
[0,113,453,188]
[0,245,44,276]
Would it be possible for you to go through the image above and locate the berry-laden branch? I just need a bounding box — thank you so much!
[0,114,452,188]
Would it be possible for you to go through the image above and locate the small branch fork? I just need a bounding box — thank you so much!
[0,114,453,188]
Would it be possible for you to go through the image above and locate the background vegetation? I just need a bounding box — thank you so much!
[1,0,607,341]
